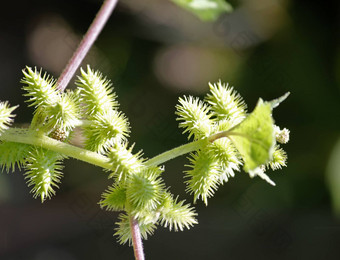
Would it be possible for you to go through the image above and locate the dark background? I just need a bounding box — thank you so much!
[0,0,339,259]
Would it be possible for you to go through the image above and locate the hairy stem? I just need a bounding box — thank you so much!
[145,138,208,167]
[207,130,247,142]
[0,128,235,171]
[130,216,145,260]
[0,128,111,170]
[145,130,240,167]
[56,0,118,92]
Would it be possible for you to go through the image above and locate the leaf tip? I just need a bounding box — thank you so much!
[270,92,290,109]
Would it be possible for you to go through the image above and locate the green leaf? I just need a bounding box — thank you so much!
[228,99,276,172]
[172,0,233,21]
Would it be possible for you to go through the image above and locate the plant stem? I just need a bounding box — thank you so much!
[0,128,112,170]
[56,0,119,92]
[129,216,145,260]
[145,131,236,167]
[145,138,207,167]
[0,128,234,171]
[206,130,248,142]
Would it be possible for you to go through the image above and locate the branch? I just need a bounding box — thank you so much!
[0,128,235,172]
[145,131,236,167]
[145,139,207,167]
[56,0,119,92]
[0,128,112,170]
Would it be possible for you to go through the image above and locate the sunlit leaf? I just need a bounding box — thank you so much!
[228,99,275,172]
[172,0,233,21]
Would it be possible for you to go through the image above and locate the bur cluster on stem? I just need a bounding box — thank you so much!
[0,67,289,245]
[175,82,289,204]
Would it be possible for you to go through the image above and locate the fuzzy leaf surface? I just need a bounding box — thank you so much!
[229,99,275,172]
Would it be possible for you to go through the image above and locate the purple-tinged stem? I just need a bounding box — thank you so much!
[54,1,145,258]
[56,0,118,92]
[130,216,145,260]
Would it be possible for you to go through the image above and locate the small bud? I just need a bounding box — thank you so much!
[275,125,290,144]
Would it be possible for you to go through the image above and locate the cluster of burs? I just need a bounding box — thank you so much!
[0,66,289,243]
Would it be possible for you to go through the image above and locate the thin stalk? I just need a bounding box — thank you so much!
[145,130,237,167]
[56,0,119,92]
[145,138,207,167]
[129,216,145,260]
[207,130,248,142]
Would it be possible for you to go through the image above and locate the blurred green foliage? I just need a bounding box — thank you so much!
[172,0,232,21]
